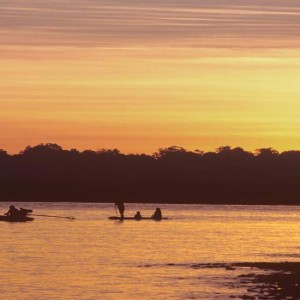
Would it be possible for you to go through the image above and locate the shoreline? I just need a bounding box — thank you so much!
[1,200,300,207]
[232,262,300,299]
[187,262,300,299]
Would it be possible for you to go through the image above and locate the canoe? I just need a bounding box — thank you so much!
[0,215,34,222]
[108,216,168,220]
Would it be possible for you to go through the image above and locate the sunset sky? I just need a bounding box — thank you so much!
[1,0,300,154]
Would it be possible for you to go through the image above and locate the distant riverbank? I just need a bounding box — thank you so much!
[2,144,300,205]
[0,197,300,207]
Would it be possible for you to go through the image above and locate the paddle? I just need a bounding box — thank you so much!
[29,214,75,221]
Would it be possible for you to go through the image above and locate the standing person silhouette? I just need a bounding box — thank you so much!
[115,201,125,220]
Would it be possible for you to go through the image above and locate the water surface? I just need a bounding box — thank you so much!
[1,203,299,299]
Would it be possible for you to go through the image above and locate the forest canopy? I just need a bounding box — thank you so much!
[0,143,300,204]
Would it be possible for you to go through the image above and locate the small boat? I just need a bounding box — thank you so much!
[0,215,34,222]
[108,216,168,221]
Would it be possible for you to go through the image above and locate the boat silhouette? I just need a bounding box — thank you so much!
[108,216,168,221]
[0,215,34,222]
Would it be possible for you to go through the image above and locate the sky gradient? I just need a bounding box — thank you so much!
[1,0,300,154]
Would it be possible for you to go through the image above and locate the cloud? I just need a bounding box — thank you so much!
[0,0,299,49]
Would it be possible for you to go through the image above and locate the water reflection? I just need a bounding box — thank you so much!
[0,203,300,299]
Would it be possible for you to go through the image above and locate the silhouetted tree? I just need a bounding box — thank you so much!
[0,149,8,158]
[0,143,299,204]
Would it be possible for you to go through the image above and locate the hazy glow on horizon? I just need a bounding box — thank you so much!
[1,0,300,154]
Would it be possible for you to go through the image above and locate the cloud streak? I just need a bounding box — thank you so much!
[1,0,300,154]
[1,0,300,48]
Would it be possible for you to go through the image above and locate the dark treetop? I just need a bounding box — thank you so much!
[0,144,299,204]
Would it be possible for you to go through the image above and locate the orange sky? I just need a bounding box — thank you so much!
[1,1,300,154]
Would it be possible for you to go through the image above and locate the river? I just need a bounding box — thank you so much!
[1,202,299,299]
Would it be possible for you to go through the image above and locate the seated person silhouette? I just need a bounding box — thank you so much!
[19,208,33,217]
[134,211,142,220]
[151,208,162,220]
[5,205,20,218]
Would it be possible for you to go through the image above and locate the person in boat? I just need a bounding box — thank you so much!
[19,208,33,217]
[151,207,162,220]
[5,205,20,218]
[115,201,125,220]
[134,211,142,220]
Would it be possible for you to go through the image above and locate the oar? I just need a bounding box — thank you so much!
[29,214,75,221]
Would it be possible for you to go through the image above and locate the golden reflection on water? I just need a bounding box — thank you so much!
[1,203,300,299]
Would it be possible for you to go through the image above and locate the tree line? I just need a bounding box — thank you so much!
[0,143,300,204]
